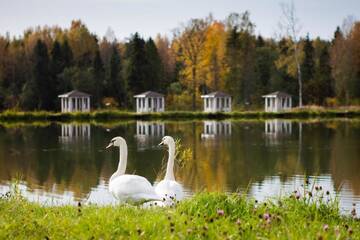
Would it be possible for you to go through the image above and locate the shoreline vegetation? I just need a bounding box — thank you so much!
[1,190,359,239]
[0,107,360,122]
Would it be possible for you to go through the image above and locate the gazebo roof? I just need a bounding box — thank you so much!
[262,91,291,98]
[201,91,231,98]
[58,90,91,98]
[133,91,164,98]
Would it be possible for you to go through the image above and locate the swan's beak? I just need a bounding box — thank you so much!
[106,142,113,149]
[158,140,164,146]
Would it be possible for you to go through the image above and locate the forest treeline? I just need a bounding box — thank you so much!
[0,12,360,111]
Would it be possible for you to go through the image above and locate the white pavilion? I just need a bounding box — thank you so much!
[134,91,165,113]
[58,90,91,113]
[201,91,232,113]
[262,91,292,113]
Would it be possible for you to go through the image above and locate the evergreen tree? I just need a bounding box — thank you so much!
[93,50,105,107]
[225,27,241,102]
[50,40,64,108]
[314,45,334,104]
[107,45,124,106]
[254,41,277,104]
[125,33,147,95]
[144,38,163,91]
[21,40,52,110]
[302,35,315,104]
[62,39,73,68]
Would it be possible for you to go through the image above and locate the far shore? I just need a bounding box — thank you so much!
[0,107,360,122]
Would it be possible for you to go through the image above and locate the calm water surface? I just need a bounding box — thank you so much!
[0,119,359,214]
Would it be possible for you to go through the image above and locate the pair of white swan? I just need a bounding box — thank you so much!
[106,136,183,205]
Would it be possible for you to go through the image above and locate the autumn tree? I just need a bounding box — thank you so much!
[200,21,226,91]
[173,16,211,110]
[67,20,98,67]
[330,18,359,104]
[155,34,176,91]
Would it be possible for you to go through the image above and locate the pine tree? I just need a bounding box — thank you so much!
[302,35,315,104]
[107,45,124,106]
[144,38,163,91]
[125,33,147,95]
[93,50,105,107]
[34,40,52,110]
[315,45,334,104]
[20,40,52,110]
[62,39,73,68]
[225,27,241,102]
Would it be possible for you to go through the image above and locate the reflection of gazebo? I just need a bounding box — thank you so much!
[264,119,292,145]
[201,121,232,139]
[135,121,165,150]
[59,124,91,144]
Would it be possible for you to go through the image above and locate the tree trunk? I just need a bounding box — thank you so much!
[294,44,303,107]
[192,66,196,110]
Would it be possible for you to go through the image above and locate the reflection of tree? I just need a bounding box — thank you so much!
[330,121,360,195]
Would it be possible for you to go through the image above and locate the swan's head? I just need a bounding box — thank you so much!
[159,136,175,146]
[106,136,126,149]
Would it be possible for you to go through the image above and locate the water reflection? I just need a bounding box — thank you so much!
[201,121,232,139]
[135,121,165,150]
[59,124,91,144]
[264,119,292,145]
[0,120,359,214]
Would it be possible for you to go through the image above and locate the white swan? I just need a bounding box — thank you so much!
[106,136,160,204]
[156,136,184,203]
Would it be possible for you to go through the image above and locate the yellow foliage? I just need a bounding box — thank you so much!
[275,38,304,78]
[199,21,227,90]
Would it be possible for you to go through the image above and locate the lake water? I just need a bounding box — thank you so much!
[0,119,359,215]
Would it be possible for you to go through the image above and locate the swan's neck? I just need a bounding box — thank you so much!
[164,141,175,181]
[110,142,127,182]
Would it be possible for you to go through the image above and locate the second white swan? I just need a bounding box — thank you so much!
[156,136,184,202]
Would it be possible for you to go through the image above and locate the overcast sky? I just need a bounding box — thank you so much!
[0,0,359,40]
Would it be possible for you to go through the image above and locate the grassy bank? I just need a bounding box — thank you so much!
[0,192,359,239]
[1,107,360,122]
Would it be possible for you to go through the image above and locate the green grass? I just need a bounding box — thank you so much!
[1,107,360,122]
[0,190,359,239]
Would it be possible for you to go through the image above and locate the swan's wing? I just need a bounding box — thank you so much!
[155,180,184,200]
[109,175,160,203]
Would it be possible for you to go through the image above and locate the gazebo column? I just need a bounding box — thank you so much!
[69,98,72,112]
[83,97,86,112]
[264,98,267,112]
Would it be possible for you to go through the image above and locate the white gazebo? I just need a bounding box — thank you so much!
[201,91,232,112]
[134,91,165,113]
[262,91,292,113]
[58,90,91,113]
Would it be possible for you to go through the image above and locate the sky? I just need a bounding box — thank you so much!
[0,0,359,41]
